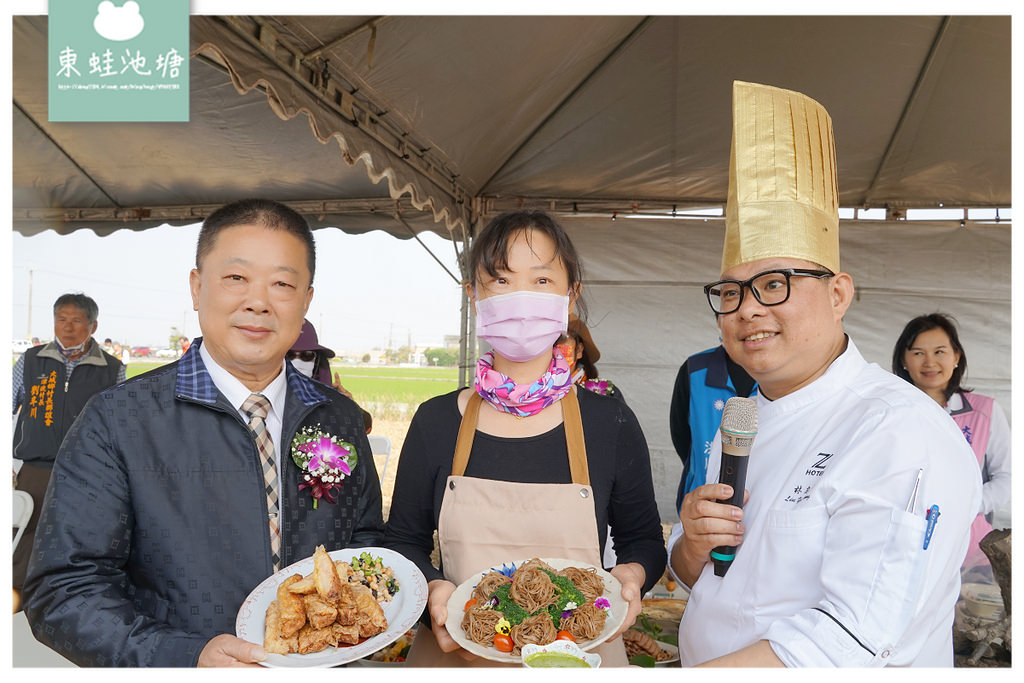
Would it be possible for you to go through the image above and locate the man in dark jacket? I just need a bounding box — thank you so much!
[12,292,125,593]
[24,199,384,667]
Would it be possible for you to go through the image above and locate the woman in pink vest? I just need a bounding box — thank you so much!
[892,313,1011,572]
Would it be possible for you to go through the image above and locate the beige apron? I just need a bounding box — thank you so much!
[406,388,629,667]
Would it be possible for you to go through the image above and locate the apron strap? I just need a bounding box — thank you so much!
[452,388,590,486]
[562,387,591,486]
[452,392,483,477]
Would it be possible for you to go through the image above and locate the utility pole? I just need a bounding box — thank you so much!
[26,268,33,339]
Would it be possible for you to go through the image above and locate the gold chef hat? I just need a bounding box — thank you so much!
[721,81,840,275]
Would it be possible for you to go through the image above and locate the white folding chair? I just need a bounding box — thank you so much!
[367,434,393,481]
[13,490,33,553]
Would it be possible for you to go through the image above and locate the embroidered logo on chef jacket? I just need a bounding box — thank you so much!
[805,452,834,476]
[782,452,835,504]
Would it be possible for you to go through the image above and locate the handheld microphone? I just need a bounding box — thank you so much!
[711,396,758,577]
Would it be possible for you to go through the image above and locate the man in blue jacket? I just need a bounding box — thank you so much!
[24,199,384,667]
[669,345,755,512]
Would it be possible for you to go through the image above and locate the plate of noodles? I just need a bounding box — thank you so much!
[444,557,626,662]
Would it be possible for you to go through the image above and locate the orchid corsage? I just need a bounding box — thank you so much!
[290,425,357,509]
[581,378,616,396]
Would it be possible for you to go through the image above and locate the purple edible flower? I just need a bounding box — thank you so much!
[595,597,611,611]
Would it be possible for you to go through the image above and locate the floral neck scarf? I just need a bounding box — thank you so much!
[475,350,573,418]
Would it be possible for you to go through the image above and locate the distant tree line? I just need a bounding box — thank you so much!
[422,347,458,367]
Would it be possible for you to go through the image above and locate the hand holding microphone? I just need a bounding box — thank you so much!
[711,397,758,577]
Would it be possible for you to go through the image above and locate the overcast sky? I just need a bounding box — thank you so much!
[4,0,478,356]
[10,224,465,354]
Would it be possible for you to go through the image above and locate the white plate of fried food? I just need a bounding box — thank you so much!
[445,557,626,663]
[623,628,679,665]
[236,545,427,668]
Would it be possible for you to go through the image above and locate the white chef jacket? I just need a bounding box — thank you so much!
[668,339,981,667]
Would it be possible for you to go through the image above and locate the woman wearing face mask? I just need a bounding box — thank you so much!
[384,211,665,666]
[555,314,626,403]
[892,313,1011,574]
[288,319,336,385]
[288,319,373,433]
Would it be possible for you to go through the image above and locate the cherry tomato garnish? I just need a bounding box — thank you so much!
[494,633,514,653]
[464,598,478,611]
[556,630,575,642]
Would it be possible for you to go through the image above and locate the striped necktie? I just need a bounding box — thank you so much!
[241,393,281,571]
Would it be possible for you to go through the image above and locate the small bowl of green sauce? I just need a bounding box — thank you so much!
[521,641,602,668]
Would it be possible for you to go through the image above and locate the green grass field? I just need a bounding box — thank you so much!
[125,361,166,378]
[330,364,459,406]
[124,360,461,407]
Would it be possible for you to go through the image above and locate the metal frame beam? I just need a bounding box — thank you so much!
[217,16,474,211]
[12,197,427,228]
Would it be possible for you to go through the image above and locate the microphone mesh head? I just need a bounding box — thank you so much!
[722,396,758,435]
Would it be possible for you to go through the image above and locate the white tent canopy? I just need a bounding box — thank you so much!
[13,15,1011,236]
[11,14,1012,520]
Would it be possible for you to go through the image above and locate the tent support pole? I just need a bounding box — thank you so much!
[457,202,481,389]
[392,213,462,285]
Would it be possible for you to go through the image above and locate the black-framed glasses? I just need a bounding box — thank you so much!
[703,268,833,314]
[287,350,317,362]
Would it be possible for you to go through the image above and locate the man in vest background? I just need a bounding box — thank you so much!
[12,292,125,595]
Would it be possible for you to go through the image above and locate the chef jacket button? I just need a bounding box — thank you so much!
[449,481,456,490]
[580,489,589,498]
[880,649,891,659]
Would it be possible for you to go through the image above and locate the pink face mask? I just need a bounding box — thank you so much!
[475,290,569,362]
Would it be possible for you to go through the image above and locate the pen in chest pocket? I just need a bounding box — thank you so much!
[923,505,940,550]
[905,468,922,512]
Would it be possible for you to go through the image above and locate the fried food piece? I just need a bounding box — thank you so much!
[335,582,358,626]
[333,561,352,582]
[313,545,344,605]
[332,621,360,646]
[264,600,299,655]
[622,628,666,659]
[277,574,307,637]
[286,574,316,594]
[640,598,687,622]
[296,622,340,655]
[351,584,387,638]
[303,593,339,630]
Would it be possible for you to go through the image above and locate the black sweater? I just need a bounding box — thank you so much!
[383,388,666,594]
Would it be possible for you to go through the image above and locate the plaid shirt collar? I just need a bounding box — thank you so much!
[175,337,325,408]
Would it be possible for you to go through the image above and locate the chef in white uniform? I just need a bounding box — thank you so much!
[666,81,981,667]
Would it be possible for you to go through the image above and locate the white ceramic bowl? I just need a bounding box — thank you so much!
[961,583,1004,620]
[521,640,602,668]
